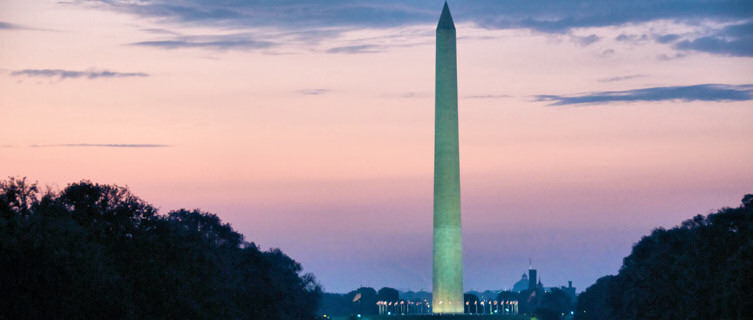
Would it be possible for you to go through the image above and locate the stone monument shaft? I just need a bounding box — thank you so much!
[432,1,463,314]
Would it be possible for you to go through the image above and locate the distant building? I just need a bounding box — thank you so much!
[512,273,529,292]
[509,266,576,301]
[560,281,576,303]
[528,269,537,293]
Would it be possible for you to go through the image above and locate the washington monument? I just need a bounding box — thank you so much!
[432,1,463,314]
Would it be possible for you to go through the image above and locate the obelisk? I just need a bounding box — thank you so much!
[432,1,463,314]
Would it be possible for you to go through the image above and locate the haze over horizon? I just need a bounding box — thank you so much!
[2,0,752,293]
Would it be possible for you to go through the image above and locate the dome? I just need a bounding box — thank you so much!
[512,273,529,292]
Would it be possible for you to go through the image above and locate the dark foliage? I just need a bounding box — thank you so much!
[496,290,518,303]
[517,288,539,315]
[541,288,572,312]
[575,275,616,320]
[319,286,396,317]
[536,288,573,320]
[346,287,378,315]
[577,194,753,320]
[0,178,321,320]
[377,287,400,303]
[319,292,352,317]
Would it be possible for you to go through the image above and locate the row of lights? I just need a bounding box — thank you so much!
[466,300,519,305]
[377,300,519,305]
[376,299,520,315]
[376,301,430,306]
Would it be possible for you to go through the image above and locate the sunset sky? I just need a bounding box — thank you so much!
[2,0,752,293]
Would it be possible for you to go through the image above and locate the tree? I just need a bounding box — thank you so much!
[742,194,753,208]
[518,288,540,315]
[59,181,158,241]
[0,176,38,217]
[536,288,572,320]
[721,239,753,319]
[578,194,753,320]
[318,293,351,317]
[377,287,400,303]
[576,275,616,320]
[0,178,322,320]
[0,178,133,319]
[344,287,378,315]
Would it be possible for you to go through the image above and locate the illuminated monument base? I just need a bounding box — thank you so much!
[358,315,526,320]
[374,299,521,318]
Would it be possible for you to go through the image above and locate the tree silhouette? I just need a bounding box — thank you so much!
[577,194,753,320]
[536,288,573,320]
[0,178,321,320]
[377,287,399,303]
[576,275,616,320]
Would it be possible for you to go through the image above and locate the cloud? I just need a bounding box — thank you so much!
[571,34,600,46]
[132,29,344,52]
[658,52,687,60]
[280,29,345,45]
[616,34,649,42]
[140,27,181,35]
[0,21,20,29]
[464,94,511,99]
[325,44,383,54]
[400,92,423,98]
[0,21,58,32]
[80,0,431,29]
[381,92,430,99]
[536,84,753,106]
[655,34,680,44]
[81,0,753,34]
[598,74,645,82]
[29,144,170,148]
[11,69,148,80]
[468,1,753,33]
[674,21,753,57]
[131,33,275,51]
[298,89,329,95]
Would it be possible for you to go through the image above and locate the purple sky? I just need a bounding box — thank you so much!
[2,0,752,293]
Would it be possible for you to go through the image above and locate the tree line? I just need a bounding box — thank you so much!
[0,177,322,320]
[577,194,753,320]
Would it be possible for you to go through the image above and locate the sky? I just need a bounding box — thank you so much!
[2,0,752,294]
